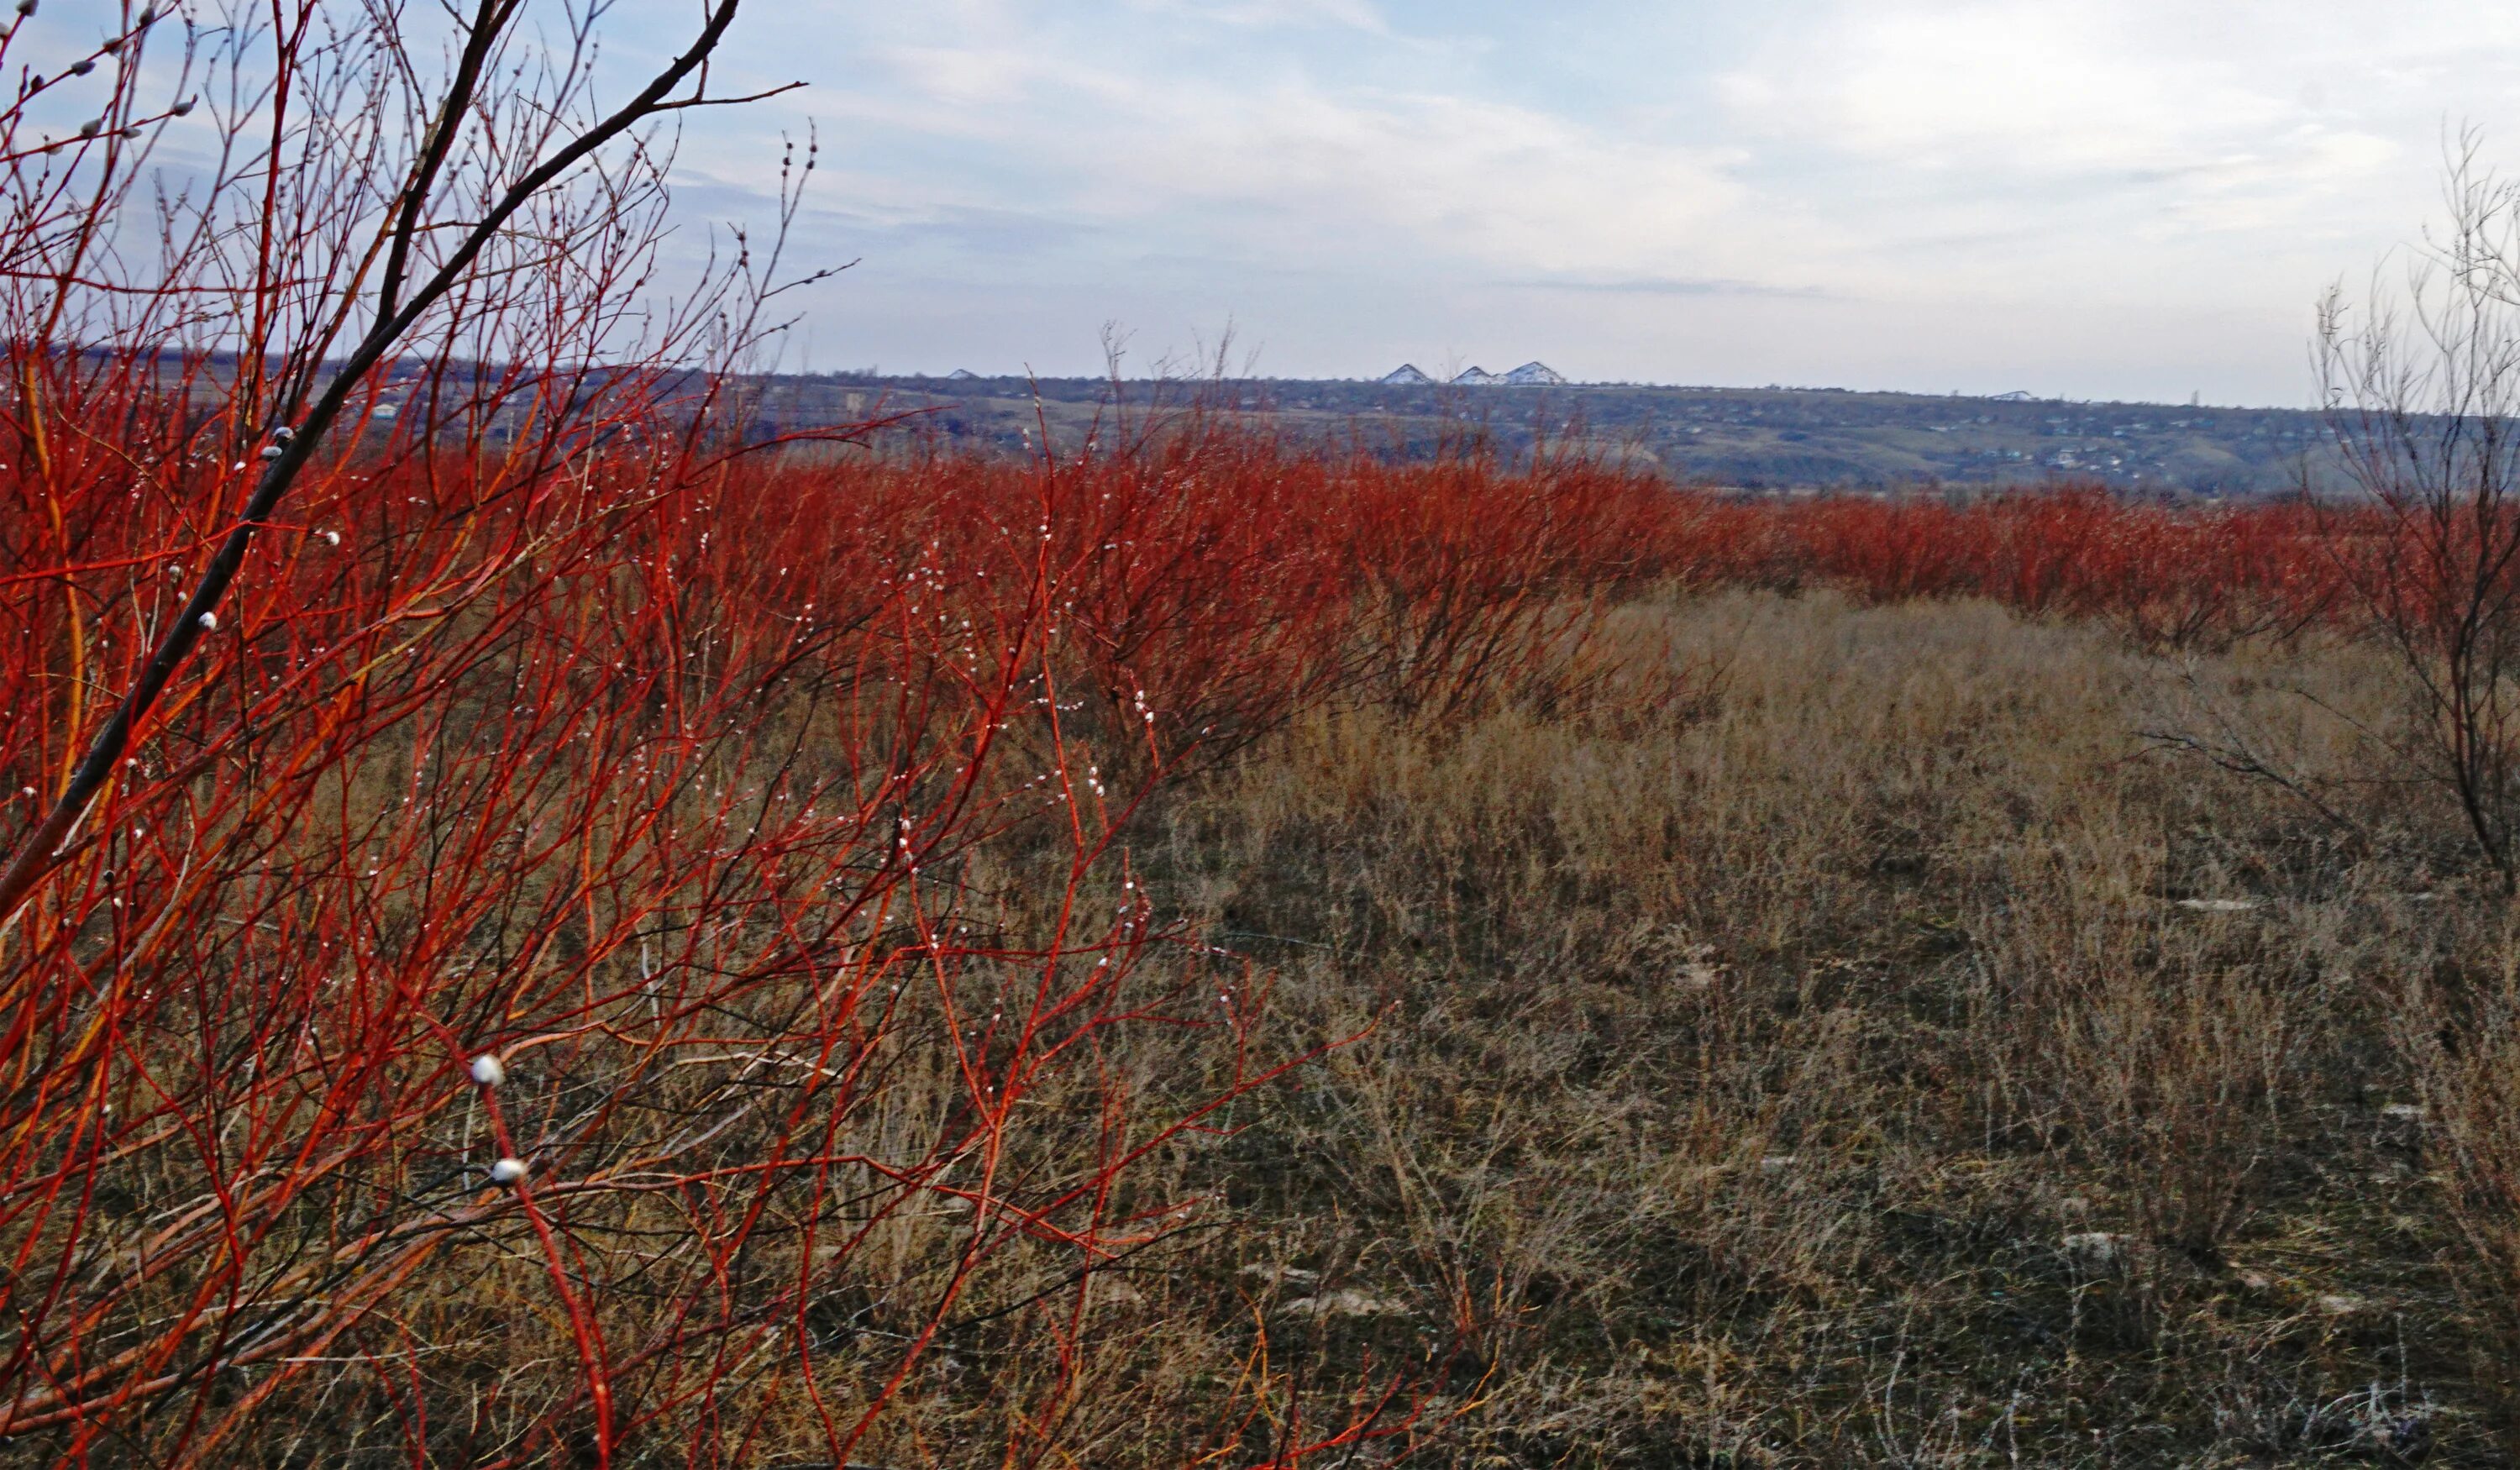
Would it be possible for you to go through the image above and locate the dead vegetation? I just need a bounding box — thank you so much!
[1073,589,2520,1467]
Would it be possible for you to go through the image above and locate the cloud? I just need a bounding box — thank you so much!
[1720,3,2281,173]
[1067,82,1768,281]
[680,0,2520,398]
[1498,276,1831,298]
[738,23,1794,289]
[1713,0,2478,213]
[872,44,1054,109]
[1123,0,1390,32]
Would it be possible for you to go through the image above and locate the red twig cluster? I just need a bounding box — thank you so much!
[1665,486,2365,648]
[0,365,1677,1459]
[0,1,1633,1459]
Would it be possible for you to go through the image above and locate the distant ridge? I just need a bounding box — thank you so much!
[775,372,2338,496]
[1380,361,1567,386]
[945,367,980,381]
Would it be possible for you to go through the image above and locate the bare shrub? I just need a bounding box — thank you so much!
[2317,129,2520,893]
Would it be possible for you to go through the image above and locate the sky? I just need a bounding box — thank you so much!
[496,3,2520,402]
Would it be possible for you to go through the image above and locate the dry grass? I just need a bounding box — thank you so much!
[1062,588,2517,1467]
[27,569,2520,1466]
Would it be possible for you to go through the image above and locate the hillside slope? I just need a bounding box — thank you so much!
[759,374,2344,494]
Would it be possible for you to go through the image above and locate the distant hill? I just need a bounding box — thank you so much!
[748,374,2346,496]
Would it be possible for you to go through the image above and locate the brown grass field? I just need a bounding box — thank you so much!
[1017,588,2516,1467]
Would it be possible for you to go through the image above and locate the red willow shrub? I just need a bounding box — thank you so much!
[762,424,1688,768]
[0,22,1677,1449]
[1662,486,2361,648]
[1,370,1686,1462]
[1340,451,1683,717]
[0,3,1554,1462]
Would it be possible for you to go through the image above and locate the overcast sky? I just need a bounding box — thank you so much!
[660,0,2517,404]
